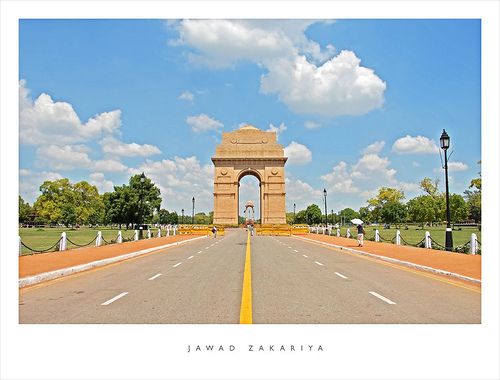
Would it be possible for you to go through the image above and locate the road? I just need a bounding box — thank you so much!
[19,228,480,324]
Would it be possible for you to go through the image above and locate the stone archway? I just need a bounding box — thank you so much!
[212,125,287,225]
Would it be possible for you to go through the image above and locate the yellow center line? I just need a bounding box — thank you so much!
[239,229,252,324]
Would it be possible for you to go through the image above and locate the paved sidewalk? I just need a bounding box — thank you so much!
[19,231,481,288]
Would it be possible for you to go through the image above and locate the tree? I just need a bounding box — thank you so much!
[103,174,162,227]
[448,193,469,222]
[419,177,440,197]
[305,204,322,225]
[367,187,405,224]
[19,196,32,223]
[466,160,481,221]
[407,196,440,227]
[33,179,103,226]
[379,202,408,228]
[295,210,308,224]
[60,203,77,227]
[339,208,360,224]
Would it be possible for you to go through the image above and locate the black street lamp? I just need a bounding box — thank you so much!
[181,209,184,224]
[293,203,296,225]
[192,197,195,224]
[139,172,146,239]
[440,129,453,251]
[331,209,334,225]
[323,188,328,227]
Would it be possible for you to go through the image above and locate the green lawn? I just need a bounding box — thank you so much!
[322,224,481,252]
[18,227,139,255]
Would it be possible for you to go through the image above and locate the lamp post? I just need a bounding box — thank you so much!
[323,188,328,227]
[139,172,146,239]
[181,209,184,224]
[293,203,296,225]
[192,197,195,224]
[440,129,453,251]
[331,209,334,226]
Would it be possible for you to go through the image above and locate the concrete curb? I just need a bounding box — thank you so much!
[19,235,208,288]
[295,236,481,285]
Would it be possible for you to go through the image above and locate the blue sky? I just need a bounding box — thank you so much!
[17,18,482,218]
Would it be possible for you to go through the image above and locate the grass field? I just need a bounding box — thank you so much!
[314,224,481,252]
[19,227,139,255]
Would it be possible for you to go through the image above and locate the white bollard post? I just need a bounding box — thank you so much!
[134,230,138,241]
[346,228,351,239]
[425,231,431,249]
[167,228,170,237]
[375,229,380,242]
[60,232,67,251]
[470,233,478,255]
[337,228,340,237]
[19,236,22,256]
[96,231,102,246]
[158,228,161,238]
[396,230,401,245]
[117,231,122,243]
[147,229,151,239]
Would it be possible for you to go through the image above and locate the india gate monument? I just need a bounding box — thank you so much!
[212,125,287,225]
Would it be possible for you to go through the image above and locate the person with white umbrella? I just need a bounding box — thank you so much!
[351,218,365,247]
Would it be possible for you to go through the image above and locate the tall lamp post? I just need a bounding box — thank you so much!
[192,197,195,224]
[440,129,453,251]
[181,209,184,224]
[139,172,146,239]
[323,188,328,227]
[293,203,296,225]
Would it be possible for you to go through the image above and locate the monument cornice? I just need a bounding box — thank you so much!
[212,157,288,165]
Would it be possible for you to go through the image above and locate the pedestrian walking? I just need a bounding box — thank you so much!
[356,224,365,247]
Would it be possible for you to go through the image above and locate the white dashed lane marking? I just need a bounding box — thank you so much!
[369,291,396,305]
[101,292,128,306]
[173,262,182,268]
[148,274,162,281]
[334,272,348,279]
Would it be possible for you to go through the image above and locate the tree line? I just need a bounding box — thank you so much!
[19,165,481,228]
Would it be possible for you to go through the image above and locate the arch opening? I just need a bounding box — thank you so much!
[238,173,261,225]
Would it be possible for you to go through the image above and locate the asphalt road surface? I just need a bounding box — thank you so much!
[19,229,480,324]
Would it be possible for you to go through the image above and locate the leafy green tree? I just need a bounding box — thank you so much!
[407,195,440,227]
[19,196,33,223]
[305,204,322,224]
[448,193,469,222]
[295,209,308,224]
[61,203,77,227]
[338,208,360,225]
[419,177,440,197]
[358,206,373,224]
[465,160,481,221]
[379,202,407,228]
[33,179,103,225]
[366,187,405,223]
[104,174,162,227]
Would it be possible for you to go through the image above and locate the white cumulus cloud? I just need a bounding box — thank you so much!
[361,141,385,155]
[186,113,223,133]
[392,135,439,154]
[266,122,287,140]
[170,20,385,117]
[261,51,386,116]
[284,141,312,165]
[99,137,161,157]
[19,80,122,146]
